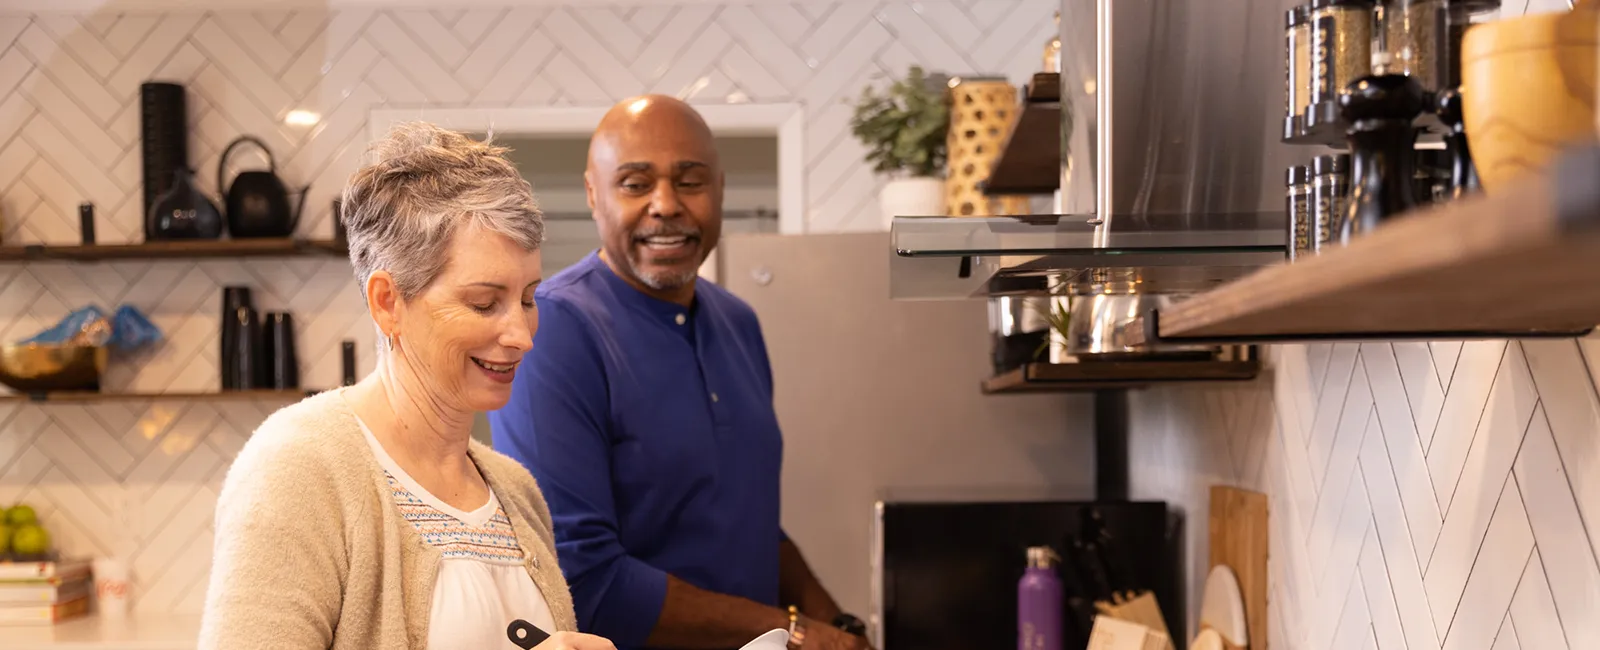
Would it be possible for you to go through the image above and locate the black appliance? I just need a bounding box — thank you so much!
[873,500,1182,650]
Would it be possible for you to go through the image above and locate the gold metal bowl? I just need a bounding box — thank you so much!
[0,343,108,393]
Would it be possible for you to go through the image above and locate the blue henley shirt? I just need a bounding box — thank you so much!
[489,251,786,649]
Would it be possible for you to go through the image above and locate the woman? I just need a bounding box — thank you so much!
[199,122,616,650]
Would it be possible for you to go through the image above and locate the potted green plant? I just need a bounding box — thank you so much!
[849,65,950,230]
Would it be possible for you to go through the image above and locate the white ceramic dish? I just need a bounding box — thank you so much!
[739,628,790,650]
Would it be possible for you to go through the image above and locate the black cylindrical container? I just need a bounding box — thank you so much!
[140,82,188,240]
[261,312,299,390]
[228,306,261,390]
[221,287,252,390]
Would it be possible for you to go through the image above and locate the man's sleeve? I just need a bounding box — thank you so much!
[489,293,668,645]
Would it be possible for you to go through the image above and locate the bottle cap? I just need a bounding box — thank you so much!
[1026,546,1060,569]
[1313,154,1349,176]
[1287,165,1310,186]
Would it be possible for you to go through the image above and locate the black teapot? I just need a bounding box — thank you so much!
[218,136,307,238]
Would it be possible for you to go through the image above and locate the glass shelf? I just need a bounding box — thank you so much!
[890,213,1289,300]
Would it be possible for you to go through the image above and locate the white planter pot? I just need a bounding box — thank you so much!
[878,177,946,230]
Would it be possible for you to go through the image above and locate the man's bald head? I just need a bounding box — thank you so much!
[588,94,719,172]
[583,95,724,305]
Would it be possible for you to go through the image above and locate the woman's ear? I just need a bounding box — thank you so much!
[367,270,401,339]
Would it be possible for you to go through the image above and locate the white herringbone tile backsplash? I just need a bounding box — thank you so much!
[1133,339,1600,650]
[0,0,1056,618]
[4,3,1598,648]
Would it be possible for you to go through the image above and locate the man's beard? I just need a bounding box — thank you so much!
[634,263,700,291]
[628,222,702,290]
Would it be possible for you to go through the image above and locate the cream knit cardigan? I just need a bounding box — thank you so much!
[198,388,579,650]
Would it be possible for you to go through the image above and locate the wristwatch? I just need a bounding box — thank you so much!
[832,613,867,637]
[786,606,808,650]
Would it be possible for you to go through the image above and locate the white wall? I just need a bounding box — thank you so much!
[0,0,1057,616]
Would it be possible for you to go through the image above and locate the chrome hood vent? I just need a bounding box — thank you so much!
[891,0,1296,300]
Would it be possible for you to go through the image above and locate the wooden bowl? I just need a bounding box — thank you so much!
[1461,6,1597,192]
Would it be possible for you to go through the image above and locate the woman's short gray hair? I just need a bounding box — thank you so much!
[341,121,544,300]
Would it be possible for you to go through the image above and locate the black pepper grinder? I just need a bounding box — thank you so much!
[1436,88,1480,199]
[1338,74,1427,244]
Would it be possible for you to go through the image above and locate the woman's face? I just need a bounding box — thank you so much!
[397,222,542,413]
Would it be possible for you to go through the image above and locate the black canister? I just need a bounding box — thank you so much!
[221,287,252,390]
[140,82,188,240]
[261,312,299,390]
[228,306,262,390]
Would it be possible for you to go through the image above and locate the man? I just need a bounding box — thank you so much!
[489,95,869,650]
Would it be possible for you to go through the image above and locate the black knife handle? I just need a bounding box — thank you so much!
[507,620,551,649]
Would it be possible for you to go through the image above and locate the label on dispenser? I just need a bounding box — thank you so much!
[1293,192,1312,255]
[1311,14,1335,105]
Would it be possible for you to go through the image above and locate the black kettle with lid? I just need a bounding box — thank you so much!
[218,136,308,238]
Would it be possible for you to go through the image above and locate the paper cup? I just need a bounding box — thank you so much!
[92,558,131,619]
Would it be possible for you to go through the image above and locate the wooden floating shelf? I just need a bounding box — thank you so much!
[1129,144,1600,346]
[0,238,348,262]
[982,359,1262,394]
[0,389,319,403]
[981,72,1061,197]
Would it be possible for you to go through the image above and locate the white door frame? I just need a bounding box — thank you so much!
[367,104,806,236]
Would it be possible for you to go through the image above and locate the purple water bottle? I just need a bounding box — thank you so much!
[1018,546,1063,650]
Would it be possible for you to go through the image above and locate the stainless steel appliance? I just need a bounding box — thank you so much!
[892,0,1299,356]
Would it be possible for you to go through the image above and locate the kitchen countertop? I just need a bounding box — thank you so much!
[7,614,200,650]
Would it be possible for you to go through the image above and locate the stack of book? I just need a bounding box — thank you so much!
[0,557,92,625]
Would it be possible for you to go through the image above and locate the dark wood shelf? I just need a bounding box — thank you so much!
[0,238,347,262]
[0,389,320,403]
[1128,144,1600,346]
[982,359,1262,394]
[981,73,1061,197]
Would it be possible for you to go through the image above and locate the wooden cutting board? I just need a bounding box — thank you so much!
[1209,485,1268,649]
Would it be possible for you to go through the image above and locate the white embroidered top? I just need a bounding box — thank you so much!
[356,416,558,649]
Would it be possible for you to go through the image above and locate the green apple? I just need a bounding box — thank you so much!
[10,524,49,556]
[6,504,37,527]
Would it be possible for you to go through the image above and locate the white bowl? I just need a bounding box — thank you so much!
[739,629,791,650]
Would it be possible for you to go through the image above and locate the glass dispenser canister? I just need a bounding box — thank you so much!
[1285,6,1312,135]
[1445,0,1500,90]
[1311,154,1351,254]
[1309,0,1376,113]
[1287,166,1312,262]
[1379,0,1448,93]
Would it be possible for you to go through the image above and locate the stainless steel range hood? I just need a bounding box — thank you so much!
[891,0,1298,300]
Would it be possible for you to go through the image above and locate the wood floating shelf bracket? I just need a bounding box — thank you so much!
[1128,143,1600,347]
